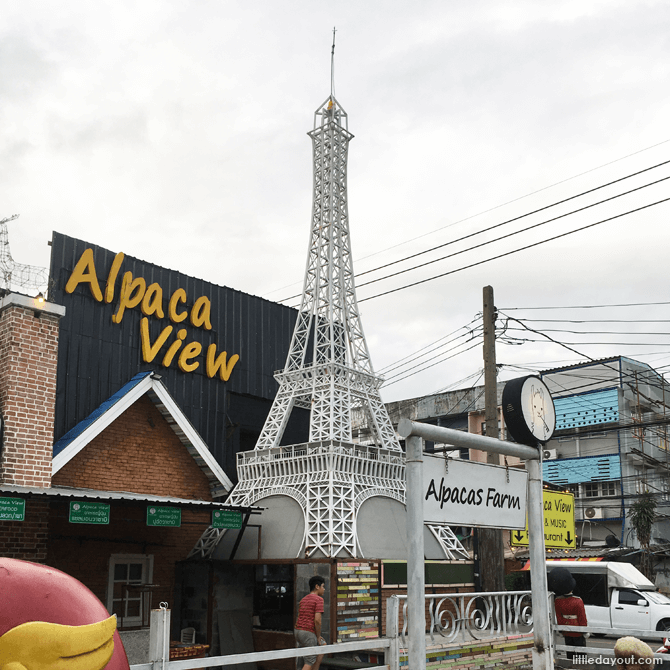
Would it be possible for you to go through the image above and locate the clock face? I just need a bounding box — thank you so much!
[502,375,556,446]
[519,377,556,442]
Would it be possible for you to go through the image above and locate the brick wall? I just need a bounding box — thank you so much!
[53,395,212,501]
[0,500,49,561]
[0,299,62,488]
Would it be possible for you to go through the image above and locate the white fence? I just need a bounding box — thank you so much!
[129,595,670,670]
[129,608,391,670]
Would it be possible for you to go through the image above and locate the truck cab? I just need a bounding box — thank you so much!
[546,560,670,633]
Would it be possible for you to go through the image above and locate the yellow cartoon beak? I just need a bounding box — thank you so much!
[0,614,116,670]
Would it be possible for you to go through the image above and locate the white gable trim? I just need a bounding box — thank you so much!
[150,381,234,493]
[51,375,233,494]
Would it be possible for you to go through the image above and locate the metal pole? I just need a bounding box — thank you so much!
[483,285,499,446]
[398,418,538,460]
[386,595,400,670]
[527,457,552,670]
[406,433,426,670]
[149,607,170,670]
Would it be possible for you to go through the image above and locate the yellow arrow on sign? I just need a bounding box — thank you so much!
[510,490,576,549]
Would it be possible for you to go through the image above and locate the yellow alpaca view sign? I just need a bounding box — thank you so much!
[65,248,240,381]
[510,490,576,548]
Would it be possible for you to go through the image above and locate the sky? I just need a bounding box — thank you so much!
[3,0,670,404]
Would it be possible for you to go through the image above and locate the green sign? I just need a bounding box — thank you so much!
[0,498,25,521]
[212,509,242,529]
[69,501,110,524]
[147,506,181,527]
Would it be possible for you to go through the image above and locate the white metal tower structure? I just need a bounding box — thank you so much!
[227,94,405,559]
[256,97,400,452]
[0,215,49,294]
[189,91,468,561]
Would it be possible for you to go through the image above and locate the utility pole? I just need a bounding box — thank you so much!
[477,285,505,592]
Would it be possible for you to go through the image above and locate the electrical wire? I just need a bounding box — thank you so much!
[504,326,670,336]
[379,327,481,377]
[500,301,670,311]
[376,317,480,374]
[358,196,670,303]
[264,139,670,300]
[356,174,670,292]
[382,339,483,387]
[512,318,670,324]
[356,159,670,281]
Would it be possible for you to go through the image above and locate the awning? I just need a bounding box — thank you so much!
[0,484,261,513]
[521,557,604,570]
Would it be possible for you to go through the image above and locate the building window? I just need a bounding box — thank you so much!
[566,484,580,497]
[584,483,599,498]
[107,554,153,628]
[601,481,620,497]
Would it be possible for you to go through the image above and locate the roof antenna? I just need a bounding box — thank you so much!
[330,26,337,100]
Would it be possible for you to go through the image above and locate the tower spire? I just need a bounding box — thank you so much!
[330,26,336,100]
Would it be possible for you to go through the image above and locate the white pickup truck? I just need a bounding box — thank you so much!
[547,560,670,633]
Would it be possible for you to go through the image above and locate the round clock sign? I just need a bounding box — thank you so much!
[502,375,556,446]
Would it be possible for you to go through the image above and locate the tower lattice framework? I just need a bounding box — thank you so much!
[190,96,467,561]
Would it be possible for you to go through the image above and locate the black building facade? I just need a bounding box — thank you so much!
[49,232,308,481]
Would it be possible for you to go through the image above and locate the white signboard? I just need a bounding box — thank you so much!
[422,454,528,530]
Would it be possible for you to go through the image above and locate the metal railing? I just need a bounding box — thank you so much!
[389,590,534,647]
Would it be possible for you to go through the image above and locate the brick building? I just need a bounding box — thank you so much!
[0,292,255,660]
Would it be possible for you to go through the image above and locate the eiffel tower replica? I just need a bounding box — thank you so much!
[190,90,468,561]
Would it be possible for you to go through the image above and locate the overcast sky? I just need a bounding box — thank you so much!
[3,0,670,404]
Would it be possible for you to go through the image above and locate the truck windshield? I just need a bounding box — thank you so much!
[645,592,670,605]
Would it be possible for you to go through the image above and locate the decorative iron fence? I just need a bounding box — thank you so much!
[391,590,534,646]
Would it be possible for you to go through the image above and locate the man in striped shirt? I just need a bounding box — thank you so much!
[294,576,327,670]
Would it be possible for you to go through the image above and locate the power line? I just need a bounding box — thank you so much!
[356,173,670,292]
[358,196,670,303]
[501,337,669,346]
[432,369,485,395]
[382,339,483,387]
[376,317,480,374]
[263,138,670,300]
[513,318,670,324]
[504,326,670,336]
[500,301,670,311]
[356,158,670,282]
[379,328,481,377]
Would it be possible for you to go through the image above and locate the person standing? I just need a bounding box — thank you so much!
[548,567,588,662]
[295,576,327,670]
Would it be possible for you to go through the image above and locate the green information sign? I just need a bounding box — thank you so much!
[147,506,181,527]
[212,509,242,529]
[0,497,25,521]
[69,501,110,524]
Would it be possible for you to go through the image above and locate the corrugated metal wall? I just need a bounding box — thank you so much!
[553,388,620,431]
[543,453,622,485]
[49,232,308,479]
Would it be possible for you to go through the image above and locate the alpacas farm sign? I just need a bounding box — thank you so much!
[423,455,528,530]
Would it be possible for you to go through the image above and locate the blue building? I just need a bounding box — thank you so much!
[540,356,670,554]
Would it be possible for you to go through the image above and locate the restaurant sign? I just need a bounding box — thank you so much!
[0,497,25,521]
[69,501,111,524]
[212,509,242,529]
[146,506,181,527]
